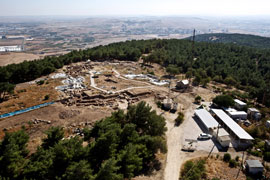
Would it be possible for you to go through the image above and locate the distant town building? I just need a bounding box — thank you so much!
[245,160,264,175]
[248,108,261,121]
[176,79,189,89]
[234,99,247,110]
[26,37,34,41]
[0,45,23,52]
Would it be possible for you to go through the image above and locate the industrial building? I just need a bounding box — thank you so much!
[211,109,253,149]
[195,109,231,148]
[245,160,264,175]
[194,109,218,132]
[234,99,247,110]
[248,108,261,120]
[224,108,247,120]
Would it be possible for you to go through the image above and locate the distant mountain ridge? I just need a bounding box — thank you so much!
[188,33,270,49]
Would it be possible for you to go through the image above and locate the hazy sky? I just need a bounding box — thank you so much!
[1,0,270,16]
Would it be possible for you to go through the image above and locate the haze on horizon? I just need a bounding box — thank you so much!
[1,0,270,17]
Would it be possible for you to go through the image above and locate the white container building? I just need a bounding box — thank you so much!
[234,99,247,110]
[245,160,264,175]
[224,108,247,120]
[266,120,270,128]
[212,127,231,148]
[248,108,261,121]
[176,79,189,89]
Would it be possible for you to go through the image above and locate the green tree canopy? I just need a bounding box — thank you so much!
[42,126,64,149]
[166,65,180,76]
[213,94,235,108]
[0,82,15,101]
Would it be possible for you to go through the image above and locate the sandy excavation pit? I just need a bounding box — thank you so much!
[94,74,149,91]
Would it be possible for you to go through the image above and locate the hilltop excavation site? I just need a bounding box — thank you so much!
[0,59,251,180]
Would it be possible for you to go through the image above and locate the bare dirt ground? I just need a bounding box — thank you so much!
[95,75,149,91]
[206,157,246,180]
[0,52,41,66]
[0,60,169,155]
[0,79,61,115]
[178,156,246,180]
[0,103,113,152]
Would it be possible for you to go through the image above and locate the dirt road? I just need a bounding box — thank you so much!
[163,94,196,180]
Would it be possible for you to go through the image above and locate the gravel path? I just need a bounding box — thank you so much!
[163,93,220,180]
[163,95,195,180]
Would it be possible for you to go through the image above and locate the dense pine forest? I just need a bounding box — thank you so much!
[1,38,270,106]
[193,33,270,49]
[0,102,167,179]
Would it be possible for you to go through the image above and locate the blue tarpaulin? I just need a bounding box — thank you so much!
[0,102,55,119]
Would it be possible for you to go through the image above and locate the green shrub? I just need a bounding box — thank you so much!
[175,112,184,126]
[229,159,237,168]
[213,94,234,108]
[235,156,239,162]
[17,89,27,93]
[181,159,206,180]
[156,101,162,108]
[264,152,270,162]
[147,70,155,75]
[44,94,50,101]
[223,153,231,162]
[249,150,262,157]
[195,95,202,103]
[37,80,45,85]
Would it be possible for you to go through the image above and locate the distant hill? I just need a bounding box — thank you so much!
[189,33,270,49]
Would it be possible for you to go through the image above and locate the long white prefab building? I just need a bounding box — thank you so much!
[211,109,253,149]
[195,109,219,131]
[195,109,231,147]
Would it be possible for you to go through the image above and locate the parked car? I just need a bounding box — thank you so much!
[197,133,212,140]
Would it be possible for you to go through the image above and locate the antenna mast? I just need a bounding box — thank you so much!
[192,29,196,60]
